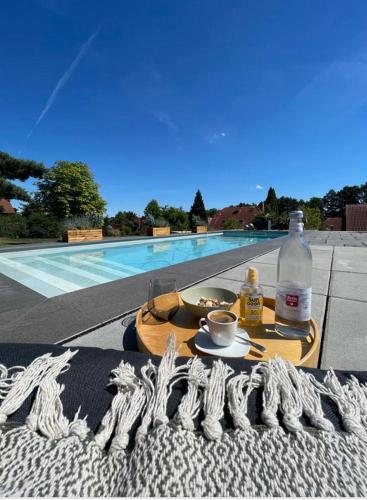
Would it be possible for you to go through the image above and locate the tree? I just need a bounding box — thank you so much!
[189,190,207,227]
[264,187,278,214]
[360,182,367,204]
[322,185,362,217]
[306,197,323,212]
[322,189,342,216]
[338,185,362,206]
[252,212,268,230]
[35,161,106,218]
[114,211,140,235]
[277,196,300,215]
[206,208,219,218]
[0,151,45,201]
[144,199,161,220]
[301,206,323,230]
[223,217,242,230]
[161,206,190,231]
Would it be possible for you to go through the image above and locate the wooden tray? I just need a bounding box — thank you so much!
[136,295,320,368]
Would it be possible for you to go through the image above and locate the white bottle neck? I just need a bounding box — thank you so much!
[289,222,304,234]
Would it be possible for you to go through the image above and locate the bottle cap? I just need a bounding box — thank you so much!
[246,267,258,285]
[289,210,303,220]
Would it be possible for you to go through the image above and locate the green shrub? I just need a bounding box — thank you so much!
[27,213,63,238]
[104,225,121,237]
[64,213,104,230]
[154,217,170,227]
[252,213,268,230]
[0,215,29,238]
[222,217,242,230]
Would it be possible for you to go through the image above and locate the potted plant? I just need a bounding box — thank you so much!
[146,215,171,237]
[192,216,208,233]
[63,214,104,243]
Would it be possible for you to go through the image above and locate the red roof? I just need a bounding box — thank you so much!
[210,205,259,230]
[346,205,367,231]
[0,199,16,214]
[325,217,342,231]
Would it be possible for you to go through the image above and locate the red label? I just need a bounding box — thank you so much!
[286,294,299,307]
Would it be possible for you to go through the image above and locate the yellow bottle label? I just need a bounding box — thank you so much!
[241,293,263,324]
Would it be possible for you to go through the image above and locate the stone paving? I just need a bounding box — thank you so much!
[65,233,367,371]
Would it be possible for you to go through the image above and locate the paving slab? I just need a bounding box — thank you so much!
[321,297,367,371]
[220,262,277,286]
[332,247,367,273]
[64,320,126,350]
[329,271,367,302]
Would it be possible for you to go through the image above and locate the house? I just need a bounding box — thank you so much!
[325,217,343,231]
[346,204,367,231]
[209,204,259,230]
[0,199,16,215]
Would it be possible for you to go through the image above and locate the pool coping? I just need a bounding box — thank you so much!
[0,235,287,344]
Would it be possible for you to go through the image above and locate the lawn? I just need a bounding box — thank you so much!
[0,237,60,246]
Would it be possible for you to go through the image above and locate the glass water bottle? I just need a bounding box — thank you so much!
[275,211,312,338]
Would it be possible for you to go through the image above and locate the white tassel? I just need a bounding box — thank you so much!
[110,386,145,454]
[136,332,188,441]
[26,379,70,439]
[0,365,25,400]
[135,360,157,441]
[259,360,280,428]
[175,357,208,431]
[346,376,367,428]
[0,350,77,425]
[227,365,262,431]
[274,359,303,433]
[95,362,144,451]
[290,367,334,431]
[152,333,187,428]
[68,407,89,439]
[310,369,367,441]
[202,360,234,440]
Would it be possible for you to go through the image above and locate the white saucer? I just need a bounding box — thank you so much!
[195,327,250,358]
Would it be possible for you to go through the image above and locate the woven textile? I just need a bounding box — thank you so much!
[1,336,367,497]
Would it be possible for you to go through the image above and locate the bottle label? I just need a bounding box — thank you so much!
[244,294,263,320]
[275,286,311,322]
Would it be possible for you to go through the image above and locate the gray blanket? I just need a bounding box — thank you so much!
[0,335,366,497]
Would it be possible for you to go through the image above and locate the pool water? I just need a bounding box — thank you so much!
[0,232,282,297]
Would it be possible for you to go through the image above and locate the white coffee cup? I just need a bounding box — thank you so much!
[199,309,238,347]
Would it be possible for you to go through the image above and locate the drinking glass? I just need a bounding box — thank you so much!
[146,278,179,321]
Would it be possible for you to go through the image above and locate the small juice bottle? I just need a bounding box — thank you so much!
[240,267,263,326]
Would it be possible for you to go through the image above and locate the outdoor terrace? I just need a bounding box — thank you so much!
[0,231,366,370]
[62,230,366,371]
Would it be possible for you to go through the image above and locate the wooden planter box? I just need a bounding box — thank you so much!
[150,227,171,237]
[193,225,208,234]
[64,229,103,243]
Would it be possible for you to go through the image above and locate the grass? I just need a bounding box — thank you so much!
[0,237,60,246]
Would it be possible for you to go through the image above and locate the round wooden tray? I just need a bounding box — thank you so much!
[136,295,320,368]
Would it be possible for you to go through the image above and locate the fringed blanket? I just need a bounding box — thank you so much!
[0,335,367,497]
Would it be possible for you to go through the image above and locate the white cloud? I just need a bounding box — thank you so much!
[255,184,264,190]
[208,131,227,144]
[150,110,179,134]
[25,27,100,142]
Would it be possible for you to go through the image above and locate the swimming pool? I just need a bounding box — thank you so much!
[0,232,283,298]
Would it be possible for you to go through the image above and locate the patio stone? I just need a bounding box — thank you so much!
[220,262,277,286]
[329,271,367,302]
[332,247,367,273]
[64,320,125,350]
[321,297,367,371]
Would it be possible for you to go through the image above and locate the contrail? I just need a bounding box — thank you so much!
[25,26,100,142]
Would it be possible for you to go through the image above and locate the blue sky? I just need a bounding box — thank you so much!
[1,0,367,215]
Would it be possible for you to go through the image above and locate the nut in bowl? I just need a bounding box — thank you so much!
[181,286,237,318]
